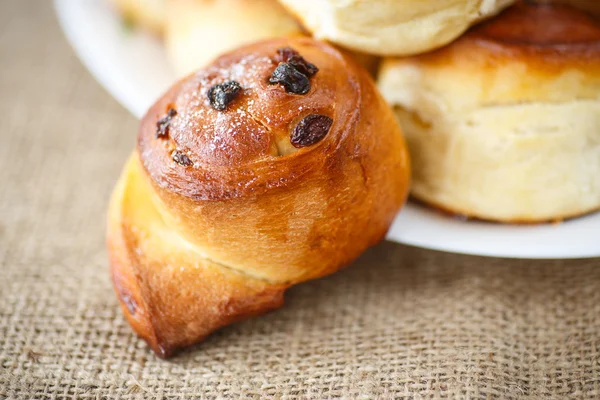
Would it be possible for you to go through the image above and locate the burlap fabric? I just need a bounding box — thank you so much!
[1,1,600,398]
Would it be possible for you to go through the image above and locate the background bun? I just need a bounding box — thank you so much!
[378,1,600,222]
[165,0,302,77]
[278,0,514,56]
[108,0,383,79]
[544,0,600,16]
[108,37,410,356]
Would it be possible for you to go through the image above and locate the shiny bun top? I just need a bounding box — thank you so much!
[469,1,600,61]
[385,1,600,108]
[139,37,365,201]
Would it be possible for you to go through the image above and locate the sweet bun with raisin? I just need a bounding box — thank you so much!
[277,0,514,56]
[378,1,600,222]
[107,37,410,357]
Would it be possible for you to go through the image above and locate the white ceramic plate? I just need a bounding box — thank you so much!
[55,0,600,259]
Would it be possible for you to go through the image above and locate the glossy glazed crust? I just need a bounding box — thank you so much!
[395,1,600,107]
[378,1,600,222]
[108,37,410,356]
[536,0,600,18]
[108,155,286,357]
[426,1,600,67]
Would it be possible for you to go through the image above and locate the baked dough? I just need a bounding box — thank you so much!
[378,1,600,222]
[108,37,410,356]
[278,0,514,56]
[165,0,302,77]
[546,0,600,16]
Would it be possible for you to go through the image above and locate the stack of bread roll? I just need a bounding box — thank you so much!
[107,0,600,356]
[377,0,600,222]
[110,0,600,223]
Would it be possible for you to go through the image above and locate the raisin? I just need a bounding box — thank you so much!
[269,63,311,95]
[288,55,318,77]
[172,150,193,166]
[270,47,319,94]
[291,114,333,148]
[276,47,318,77]
[207,80,242,111]
[276,47,299,63]
[156,107,177,139]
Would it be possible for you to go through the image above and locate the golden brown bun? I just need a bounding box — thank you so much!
[544,0,600,16]
[378,1,600,223]
[107,37,410,357]
[164,0,302,77]
[110,0,166,34]
[277,0,514,56]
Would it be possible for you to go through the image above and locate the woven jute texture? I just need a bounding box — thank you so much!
[2,1,600,399]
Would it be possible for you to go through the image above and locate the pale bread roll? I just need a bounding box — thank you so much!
[277,0,514,56]
[165,0,302,77]
[109,0,380,77]
[378,1,600,222]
